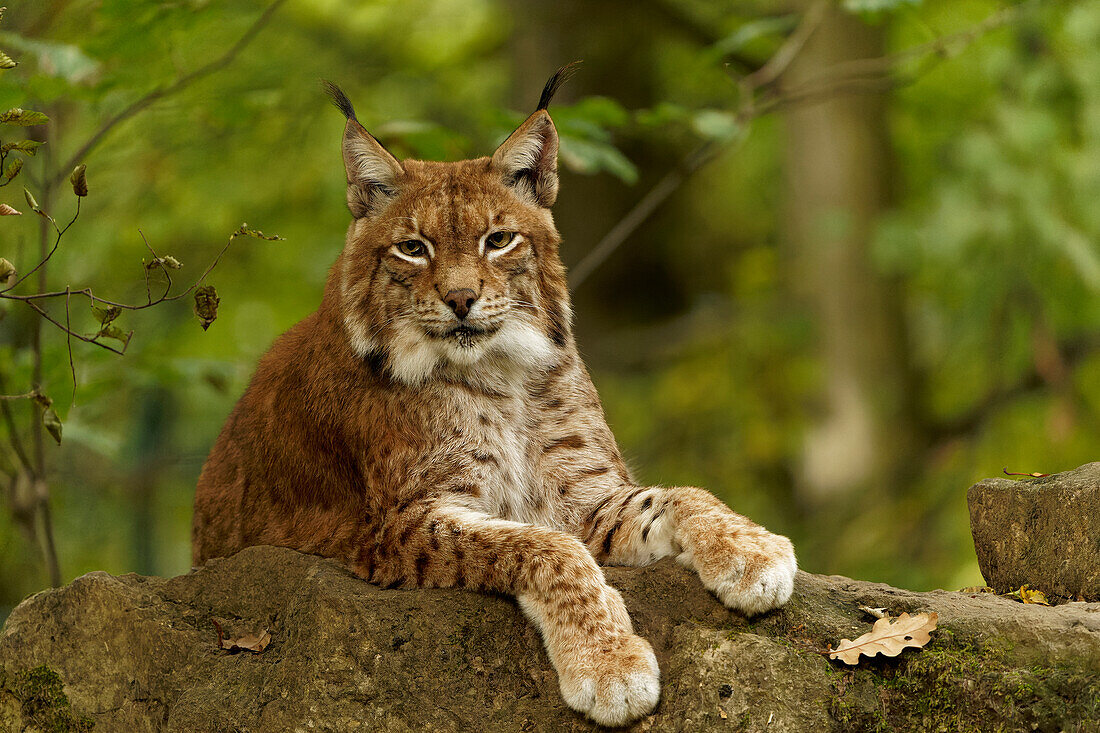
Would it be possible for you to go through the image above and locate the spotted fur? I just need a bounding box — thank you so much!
[192,72,796,728]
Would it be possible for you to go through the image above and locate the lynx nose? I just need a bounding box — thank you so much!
[443,288,479,320]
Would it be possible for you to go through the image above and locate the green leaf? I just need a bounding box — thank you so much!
[96,323,132,348]
[635,102,691,128]
[558,135,639,185]
[0,50,16,70]
[1,140,45,156]
[692,110,742,142]
[193,284,220,331]
[710,16,798,59]
[0,108,48,126]
[4,157,21,180]
[69,164,87,196]
[91,304,121,324]
[843,0,922,13]
[0,257,15,283]
[42,407,62,445]
[144,255,182,270]
[555,96,631,129]
[0,34,101,85]
[23,187,37,211]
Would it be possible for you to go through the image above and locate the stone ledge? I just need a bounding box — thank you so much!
[1,545,1098,731]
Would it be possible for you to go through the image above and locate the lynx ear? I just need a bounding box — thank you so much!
[491,63,578,208]
[491,110,559,208]
[322,80,403,218]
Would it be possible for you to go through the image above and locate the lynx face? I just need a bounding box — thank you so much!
[328,84,572,385]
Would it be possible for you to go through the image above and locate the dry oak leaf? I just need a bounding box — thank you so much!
[828,611,938,665]
[1003,585,1051,606]
[212,618,271,654]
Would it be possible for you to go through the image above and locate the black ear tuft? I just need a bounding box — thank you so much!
[536,61,582,112]
[322,79,358,122]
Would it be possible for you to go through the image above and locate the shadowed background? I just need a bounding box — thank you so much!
[1,0,1098,618]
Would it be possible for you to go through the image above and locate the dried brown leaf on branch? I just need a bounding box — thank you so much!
[828,612,938,665]
[211,619,271,654]
[194,285,220,331]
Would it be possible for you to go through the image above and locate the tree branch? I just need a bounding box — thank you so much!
[49,0,288,188]
[569,1,1030,290]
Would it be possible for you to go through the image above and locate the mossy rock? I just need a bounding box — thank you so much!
[0,547,1098,731]
[0,665,93,732]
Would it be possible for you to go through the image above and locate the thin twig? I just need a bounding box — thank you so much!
[49,0,288,188]
[37,492,60,587]
[1,226,252,352]
[569,142,720,288]
[65,287,75,406]
[1,197,80,294]
[0,391,37,401]
[22,299,125,354]
[0,374,32,474]
[741,0,828,91]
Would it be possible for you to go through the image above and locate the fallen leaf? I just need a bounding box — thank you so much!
[958,586,994,594]
[1002,468,1050,478]
[1021,587,1050,606]
[212,619,271,654]
[1005,585,1051,606]
[858,606,888,619]
[828,612,938,665]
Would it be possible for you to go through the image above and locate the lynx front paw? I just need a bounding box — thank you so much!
[691,532,797,616]
[558,633,660,727]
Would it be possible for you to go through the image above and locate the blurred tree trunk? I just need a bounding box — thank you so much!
[131,388,174,576]
[782,4,916,503]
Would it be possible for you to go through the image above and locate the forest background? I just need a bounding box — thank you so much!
[1,0,1097,618]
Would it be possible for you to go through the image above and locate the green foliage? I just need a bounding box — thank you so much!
[0,0,1097,617]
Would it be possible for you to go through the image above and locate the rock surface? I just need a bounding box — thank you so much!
[0,546,1098,732]
[969,462,1100,601]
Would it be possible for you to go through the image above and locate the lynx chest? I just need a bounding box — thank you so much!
[434,384,558,527]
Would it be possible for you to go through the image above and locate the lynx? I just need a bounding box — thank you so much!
[192,66,797,727]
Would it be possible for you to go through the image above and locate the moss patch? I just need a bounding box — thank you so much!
[1,665,94,732]
[827,633,1100,732]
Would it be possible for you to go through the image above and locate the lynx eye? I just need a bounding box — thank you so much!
[485,231,515,249]
[395,240,427,258]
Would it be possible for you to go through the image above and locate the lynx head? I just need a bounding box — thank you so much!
[323,67,577,386]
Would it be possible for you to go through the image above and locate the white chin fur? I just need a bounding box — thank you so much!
[352,318,556,386]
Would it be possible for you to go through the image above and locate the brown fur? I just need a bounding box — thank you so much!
[193,73,796,727]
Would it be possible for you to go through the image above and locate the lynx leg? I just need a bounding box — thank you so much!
[356,501,660,727]
[582,486,797,616]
